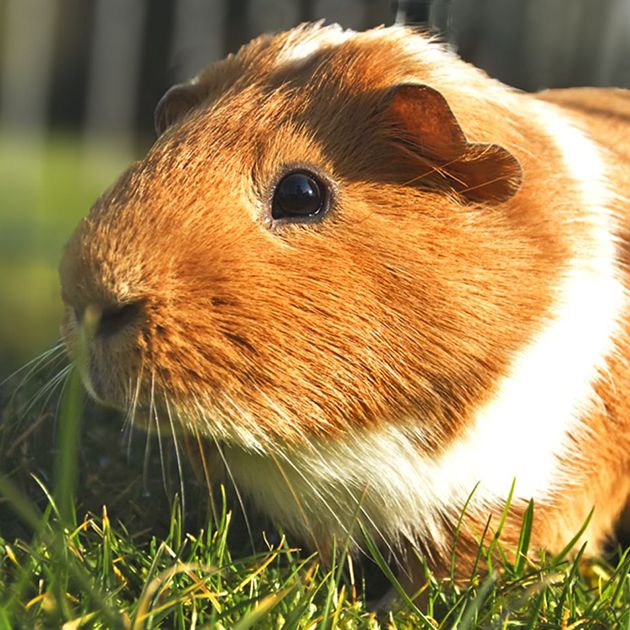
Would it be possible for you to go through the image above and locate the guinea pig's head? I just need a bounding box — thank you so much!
[59,24,541,451]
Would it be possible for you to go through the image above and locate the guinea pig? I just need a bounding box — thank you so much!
[59,22,630,588]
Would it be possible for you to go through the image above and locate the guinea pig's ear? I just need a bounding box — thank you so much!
[154,83,201,136]
[382,84,522,203]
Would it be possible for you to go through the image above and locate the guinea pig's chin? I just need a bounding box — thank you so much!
[61,318,143,410]
[81,354,128,410]
[63,338,138,412]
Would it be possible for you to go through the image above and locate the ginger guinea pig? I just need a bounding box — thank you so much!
[59,23,630,584]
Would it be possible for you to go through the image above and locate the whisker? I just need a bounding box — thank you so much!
[0,339,65,390]
[187,397,261,550]
[268,448,340,557]
[20,362,72,420]
[124,362,145,459]
[122,374,134,456]
[460,172,518,195]
[140,371,155,492]
[3,348,67,417]
[51,364,75,445]
[149,373,169,496]
[396,148,467,188]
[29,364,73,416]
[123,362,144,433]
[356,506,402,571]
[271,446,400,570]
[122,373,133,432]
[228,387,378,557]
[210,434,256,553]
[142,422,153,493]
[190,424,219,528]
[298,441,402,570]
[164,393,186,520]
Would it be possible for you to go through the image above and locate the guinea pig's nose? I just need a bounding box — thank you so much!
[98,301,145,338]
[74,300,145,339]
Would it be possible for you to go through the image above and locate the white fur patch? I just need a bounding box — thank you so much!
[224,96,625,553]
[277,23,355,66]
[468,99,625,501]
[226,425,459,554]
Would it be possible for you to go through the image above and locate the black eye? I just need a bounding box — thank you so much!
[271,171,327,221]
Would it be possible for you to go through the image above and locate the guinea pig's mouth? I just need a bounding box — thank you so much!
[61,302,150,409]
[67,346,132,411]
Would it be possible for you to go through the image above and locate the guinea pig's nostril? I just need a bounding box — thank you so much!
[97,300,145,338]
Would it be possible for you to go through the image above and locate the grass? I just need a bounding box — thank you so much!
[0,134,629,627]
[1,356,629,628]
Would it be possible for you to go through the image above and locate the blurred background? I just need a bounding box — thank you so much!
[1,0,630,378]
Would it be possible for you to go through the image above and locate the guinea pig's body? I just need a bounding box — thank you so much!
[59,24,630,583]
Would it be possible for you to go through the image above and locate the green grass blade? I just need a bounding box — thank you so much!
[513,499,534,575]
[551,508,594,566]
[53,365,82,527]
[231,586,294,630]
[458,573,496,630]
[450,482,480,581]
[486,478,516,573]
[360,524,435,628]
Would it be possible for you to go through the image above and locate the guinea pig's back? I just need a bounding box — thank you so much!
[537,88,630,260]
[539,86,630,543]
[536,88,630,190]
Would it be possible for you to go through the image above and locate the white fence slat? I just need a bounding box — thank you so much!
[84,0,147,152]
[0,0,57,135]
[313,0,366,30]
[171,0,226,83]
[249,0,299,34]
[598,0,630,85]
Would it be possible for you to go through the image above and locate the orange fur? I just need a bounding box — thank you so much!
[59,24,630,589]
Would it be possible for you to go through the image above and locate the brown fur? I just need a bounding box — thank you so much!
[59,24,630,591]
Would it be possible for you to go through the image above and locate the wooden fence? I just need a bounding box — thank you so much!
[0,0,629,150]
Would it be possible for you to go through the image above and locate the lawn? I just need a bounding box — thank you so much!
[0,136,628,628]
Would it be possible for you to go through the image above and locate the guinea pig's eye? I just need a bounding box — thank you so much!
[271,171,327,221]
